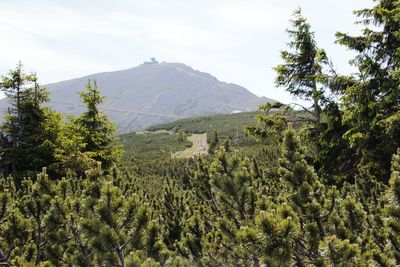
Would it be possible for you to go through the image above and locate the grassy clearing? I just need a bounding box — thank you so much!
[118,131,192,160]
[173,133,208,158]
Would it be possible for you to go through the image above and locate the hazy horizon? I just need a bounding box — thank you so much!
[0,0,371,104]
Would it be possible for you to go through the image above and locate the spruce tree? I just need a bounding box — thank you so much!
[315,101,357,185]
[336,0,400,180]
[0,63,61,178]
[73,80,121,170]
[274,9,331,125]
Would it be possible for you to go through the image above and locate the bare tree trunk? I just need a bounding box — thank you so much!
[117,248,125,267]
[312,85,321,124]
[312,84,321,155]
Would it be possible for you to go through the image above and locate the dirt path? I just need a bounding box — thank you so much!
[173,133,208,158]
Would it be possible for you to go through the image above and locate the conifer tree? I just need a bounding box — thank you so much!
[19,168,55,264]
[43,165,154,266]
[160,178,190,251]
[221,138,230,152]
[2,1,400,265]
[274,9,331,125]
[55,117,97,177]
[0,63,61,178]
[336,0,400,180]
[210,148,256,225]
[237,205,298,266]
[178,213,207,263]
[207,148,259,264]
[278,128,337,264]
[145,222,166,262]
[386,149,400,263]
[43,168,100,265]
[208,129,219,154]
[315,101,357,184]
[90,182,150,266]
[0,176,30,266]
[73,80,121,170]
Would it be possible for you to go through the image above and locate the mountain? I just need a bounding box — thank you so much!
[0,61,274,133]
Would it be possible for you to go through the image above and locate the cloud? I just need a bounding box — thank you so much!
[0,4,140,40]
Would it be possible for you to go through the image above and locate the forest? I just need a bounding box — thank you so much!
[0,0,400,266]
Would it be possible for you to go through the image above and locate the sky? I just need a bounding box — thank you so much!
[0,0,372,104]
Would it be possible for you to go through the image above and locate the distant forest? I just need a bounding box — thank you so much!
[1,0,400,266]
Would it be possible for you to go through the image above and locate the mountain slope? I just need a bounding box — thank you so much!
[0,62,274,133]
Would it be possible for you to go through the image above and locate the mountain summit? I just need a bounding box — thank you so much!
[1,61,273,133]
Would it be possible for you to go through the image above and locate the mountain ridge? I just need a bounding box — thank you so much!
[0,62,274,133]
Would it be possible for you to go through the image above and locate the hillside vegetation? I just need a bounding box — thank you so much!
[147,112,258,135]
[1,1,400,266]
[118,131,192,161]
[147,111,260,147]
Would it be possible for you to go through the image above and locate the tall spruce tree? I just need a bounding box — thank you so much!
[274,9,331,125]
[336,0,400,180]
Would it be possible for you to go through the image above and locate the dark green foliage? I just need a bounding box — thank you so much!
[335,0,400,180]
[316,102,357,185]
[0,63,62,178]
[160,179,188,250]
[73,80,122,170]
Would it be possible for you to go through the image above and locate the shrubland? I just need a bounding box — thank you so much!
[1,0,400,265]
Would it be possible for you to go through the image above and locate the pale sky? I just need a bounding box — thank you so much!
[0,0,371,103]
